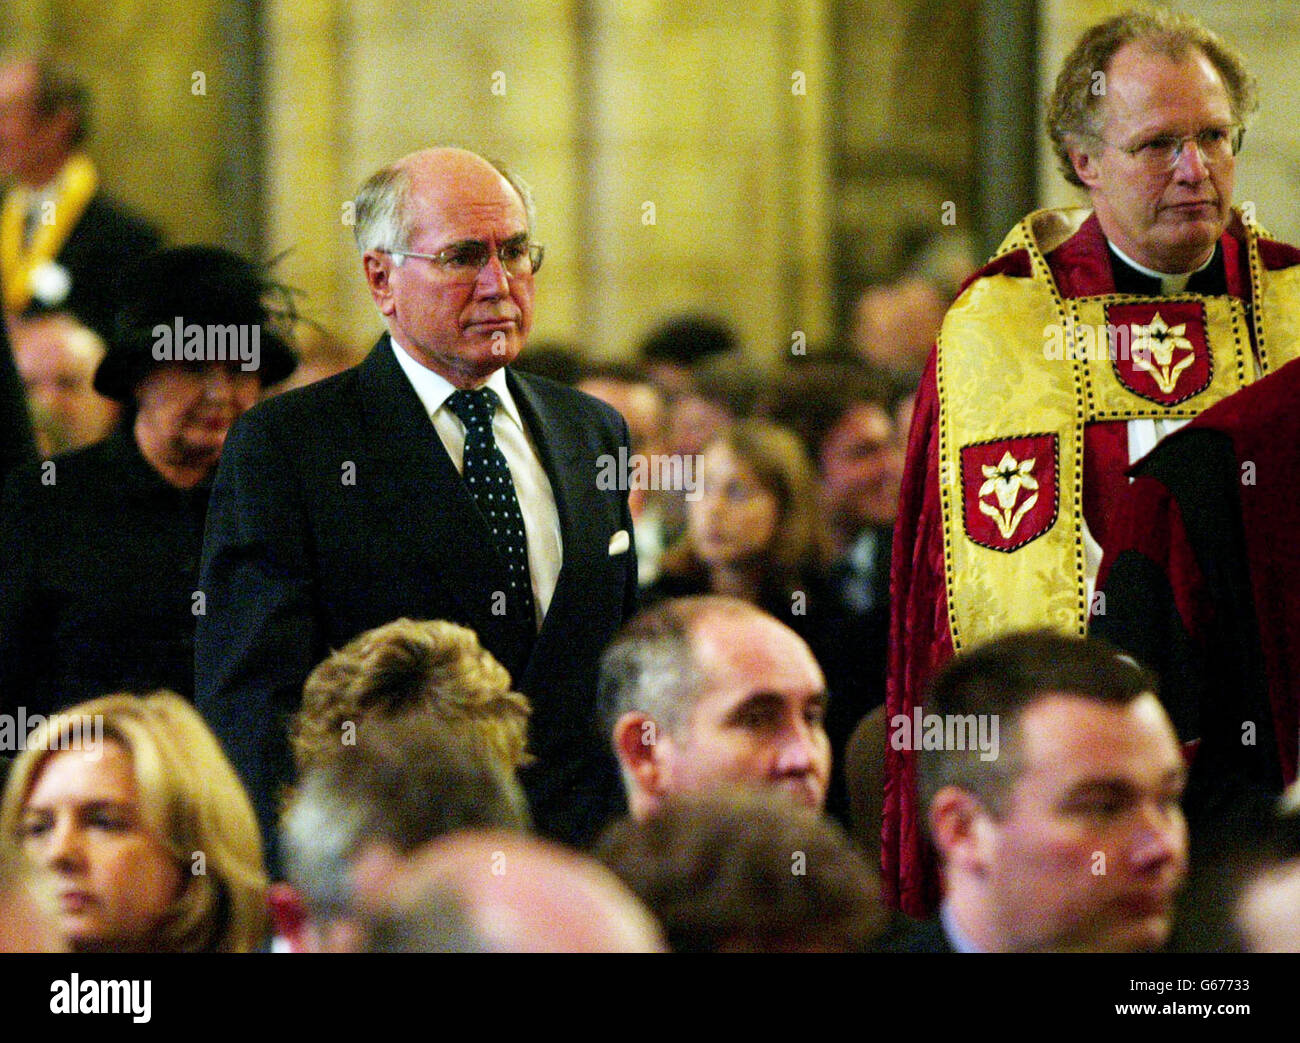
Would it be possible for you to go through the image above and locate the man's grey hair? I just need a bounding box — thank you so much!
[280,715,530,920]
[1045,8,1258,189]
[352,153,537,255]
[597,596,764,740]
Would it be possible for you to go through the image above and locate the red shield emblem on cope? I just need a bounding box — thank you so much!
[1108,301,1211,406]
[960,435,1059,552]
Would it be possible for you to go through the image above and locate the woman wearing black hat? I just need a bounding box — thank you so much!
[0,246,296,718]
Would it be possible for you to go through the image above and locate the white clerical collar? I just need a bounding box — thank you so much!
[388,336,523,432]
[1108,240,1215,295]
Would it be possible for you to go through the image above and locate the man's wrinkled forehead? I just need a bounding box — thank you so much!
[687,610,824,704]
[405,176,528,248]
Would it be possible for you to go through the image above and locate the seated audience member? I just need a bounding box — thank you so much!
[356,829,665,953]
[848,274,950,386]
[291,617,532,776]
[0,836,61,952]
[885,631,1188,953]
[11,312,118,455]
[598,596,830,819]
[645,419,830,629]
[0,691,268,952]
[0,246,296,714]
[596,787,889,952]
[638,312,738,399]
[577,362,671,584]
[276,715,530,952]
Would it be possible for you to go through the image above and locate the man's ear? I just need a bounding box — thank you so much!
[613,712,668,806]
[363,250,397,316]
[929,786,994,873]
[1068,137,1103,191]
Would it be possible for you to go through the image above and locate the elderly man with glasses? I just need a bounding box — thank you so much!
[884,9,1300,918]
[195,148,639,869]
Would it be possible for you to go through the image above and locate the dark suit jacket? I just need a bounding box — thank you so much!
[195,336,638,861]
[17,191,163,342]
[0,319,35,486]
[875,915,955,953]
[0,428,210,713]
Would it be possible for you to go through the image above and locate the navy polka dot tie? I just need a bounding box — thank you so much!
[446,388,535,625]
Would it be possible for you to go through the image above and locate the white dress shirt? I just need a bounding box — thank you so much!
[390,338,563,630]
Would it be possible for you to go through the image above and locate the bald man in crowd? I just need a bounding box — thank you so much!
[599,596,831,818]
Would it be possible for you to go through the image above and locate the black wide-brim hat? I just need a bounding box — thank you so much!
[94,245,299,403]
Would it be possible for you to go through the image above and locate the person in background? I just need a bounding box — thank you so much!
[0,55,162,340]
[0,246,296,714]
[11,311,118,456]
[882,631,1187,953]
[275,715,531,952]
[355,828,665,953]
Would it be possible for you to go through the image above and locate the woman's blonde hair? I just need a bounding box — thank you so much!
[0,691,268,952]
[292,618,532,775]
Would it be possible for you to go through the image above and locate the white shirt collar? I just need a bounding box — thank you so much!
[388,335,524,431]
[1108,239,1215,295]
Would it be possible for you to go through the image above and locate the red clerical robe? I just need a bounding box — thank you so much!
[884,207,1300,916]
[1094,355,1300,843]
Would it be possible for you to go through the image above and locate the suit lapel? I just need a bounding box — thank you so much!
[355,337,517,637]
[507,369,606,646]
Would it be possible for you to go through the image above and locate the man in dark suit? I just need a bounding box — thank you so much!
[196,148,638,862]
[887,630,1188,952]
[0,56,162,340]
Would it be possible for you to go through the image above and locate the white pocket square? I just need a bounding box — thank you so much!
[608,529,631,555]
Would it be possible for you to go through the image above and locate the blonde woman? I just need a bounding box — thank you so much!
[1,691,267,952]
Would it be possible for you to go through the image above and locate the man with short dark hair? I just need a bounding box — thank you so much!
[600,596,830,818]
[0,55,161,339]
[887,630,1188,952]
[197,148,638,864]
[886,8,1300,917]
